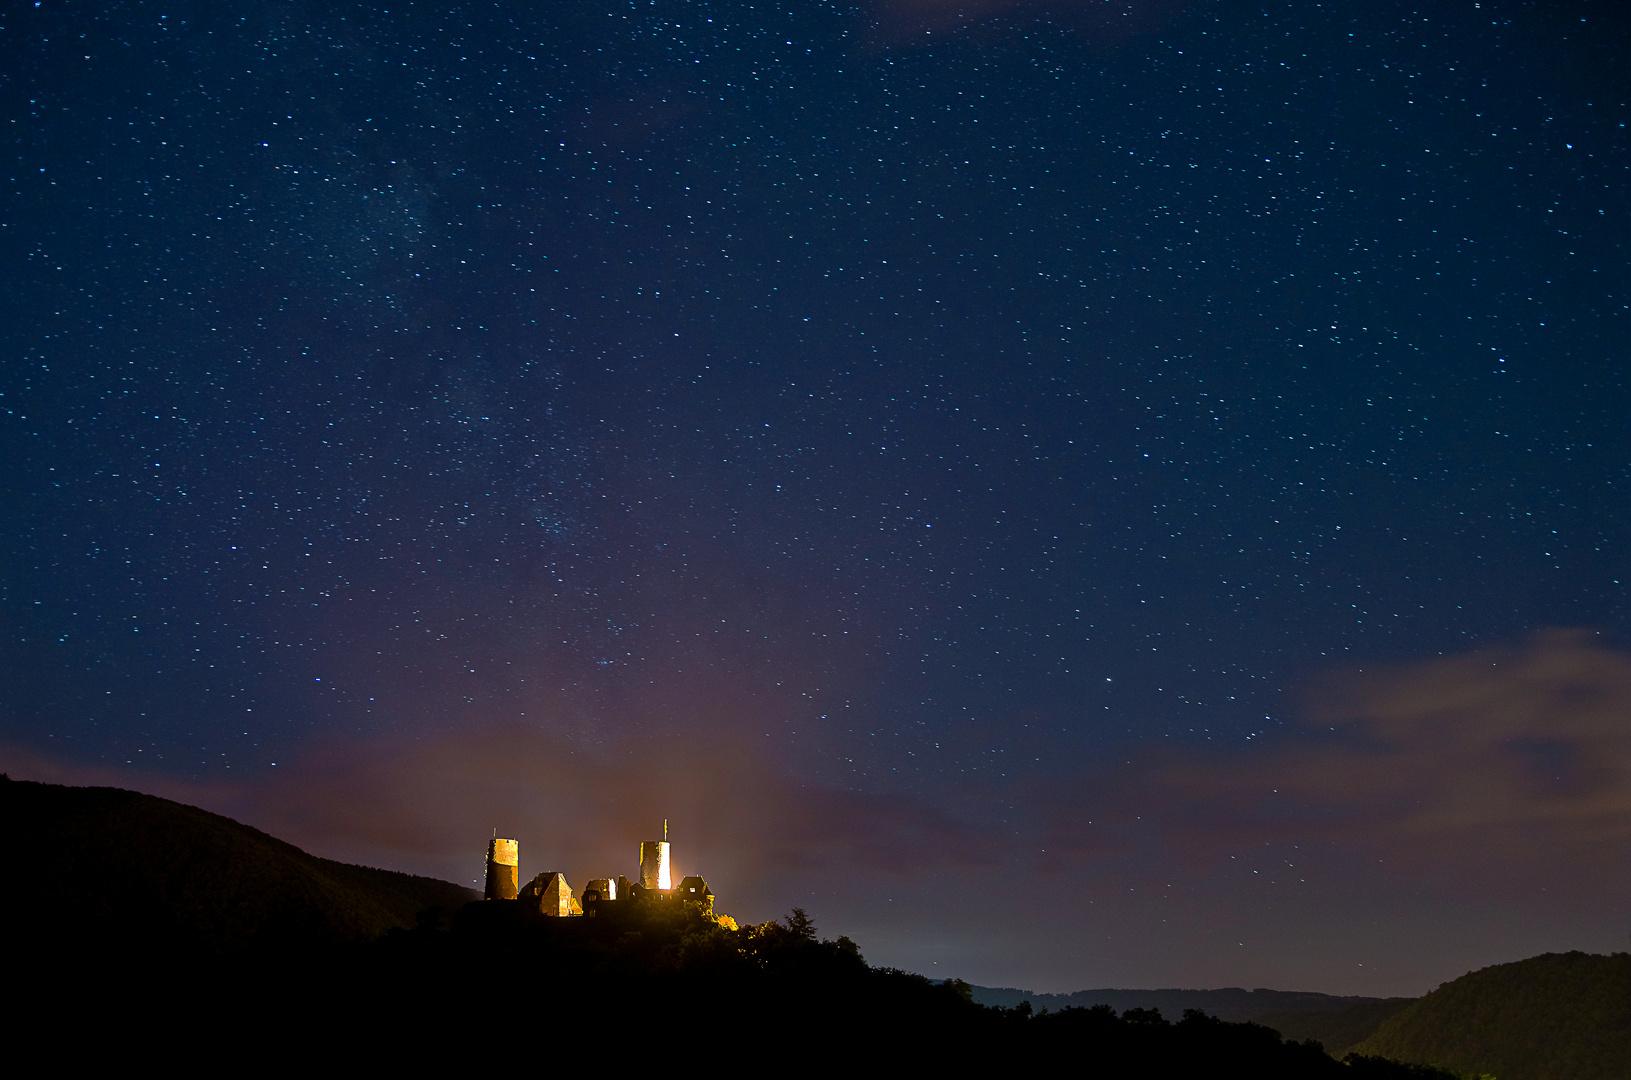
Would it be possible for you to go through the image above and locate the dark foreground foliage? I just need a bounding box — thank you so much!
[1256,997,1420,1056]
[4,778,1458,1074]
[16,895,1455,1075]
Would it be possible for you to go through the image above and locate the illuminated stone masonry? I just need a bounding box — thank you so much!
[484,825,721,923]
[483,837,518,901]
[519,870,580,916]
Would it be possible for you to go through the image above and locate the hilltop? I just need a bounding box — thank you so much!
[0,774,475,959]
[0,777,1480,1074]
[1352,951,1631,1080]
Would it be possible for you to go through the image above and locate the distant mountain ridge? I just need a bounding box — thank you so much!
[970,984,1408,1025]
[973,953,1631,1078]
[1,775,476,956]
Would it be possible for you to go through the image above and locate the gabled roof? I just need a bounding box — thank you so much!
[676,875,712,896]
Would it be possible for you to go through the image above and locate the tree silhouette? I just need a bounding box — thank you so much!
[782,907,817,943]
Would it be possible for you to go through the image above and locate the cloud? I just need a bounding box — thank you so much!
[1143,629,1631,870]
[8,629,1629,992]
[17,629,1625,894]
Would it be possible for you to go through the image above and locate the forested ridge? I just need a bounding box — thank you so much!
[1353,951,1631,1080]
[1,775,476,954]
[2,778,1591,1075]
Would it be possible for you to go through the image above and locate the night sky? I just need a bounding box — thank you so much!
[4,0,1629,996]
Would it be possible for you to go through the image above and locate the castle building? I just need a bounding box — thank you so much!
[485,826,720,923]
[518,870,581,916]
[673,876,714,918]
[581,877,627,902]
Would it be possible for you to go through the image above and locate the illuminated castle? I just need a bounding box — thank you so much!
[483,821,718,921]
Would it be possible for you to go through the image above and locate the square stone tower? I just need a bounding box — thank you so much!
[638,840,671,890]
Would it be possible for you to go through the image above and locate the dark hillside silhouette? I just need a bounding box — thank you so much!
[0,777,1476,1075]
[1353,951,1631,1080]
[1,775,475,958]
[1257,997,1419,1058]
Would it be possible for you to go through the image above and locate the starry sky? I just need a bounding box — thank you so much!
[3,0,1629,996]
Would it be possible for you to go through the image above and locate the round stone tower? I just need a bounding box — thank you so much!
[485,837,519,900]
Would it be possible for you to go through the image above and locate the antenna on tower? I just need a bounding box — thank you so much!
[664,818,668,841]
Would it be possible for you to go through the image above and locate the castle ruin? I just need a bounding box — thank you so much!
[482,823,719,922]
